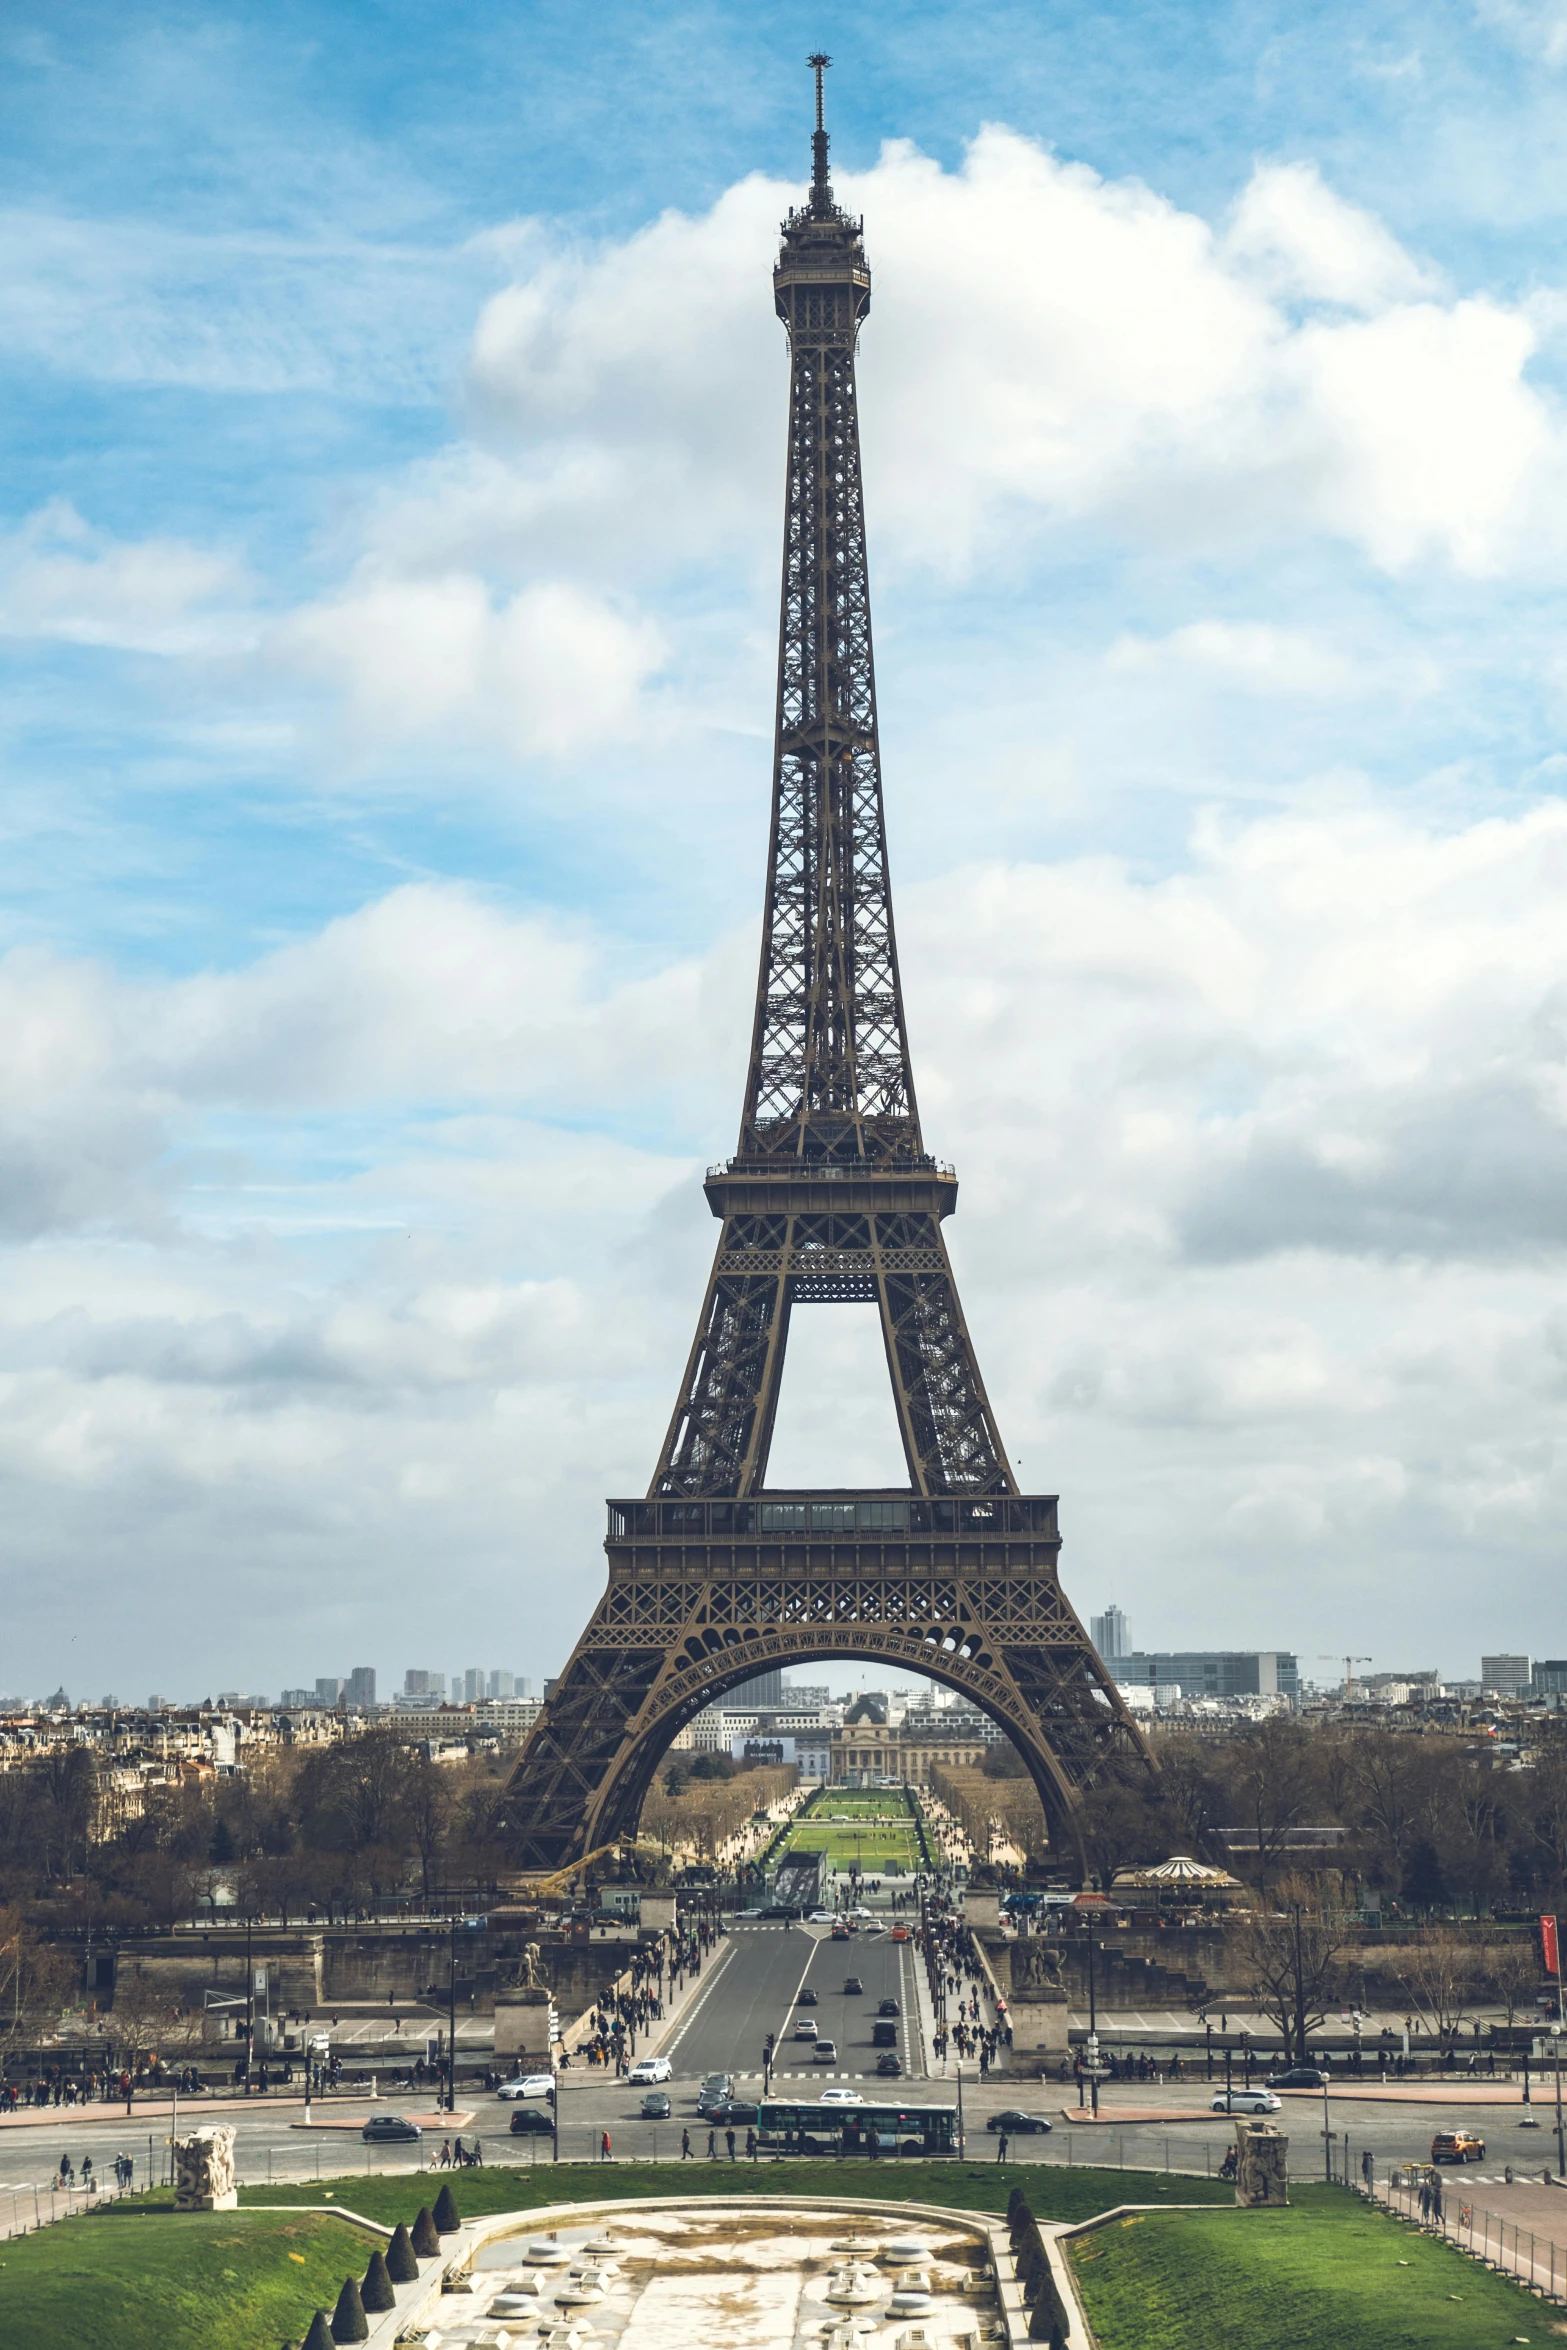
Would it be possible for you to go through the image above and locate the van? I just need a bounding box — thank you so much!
[872,2021,898,2047]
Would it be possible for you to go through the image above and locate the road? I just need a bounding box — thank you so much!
[666,1922,924,2087]
[6,1925,1565,2225]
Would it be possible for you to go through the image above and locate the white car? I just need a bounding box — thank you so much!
[1210,2088,1281,2114]
[496,2073,556,2101]
[817,2087,864,2105]
[809,1910,837,1924]
[628,2056,672,2085]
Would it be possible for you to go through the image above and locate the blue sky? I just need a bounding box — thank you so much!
[7,0,1567,1702]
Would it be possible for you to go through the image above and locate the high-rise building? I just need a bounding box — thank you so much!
[279,1687,314,1708]
[517,1677,533,1699]
[1091,1606,1130,1661]
[1481,1654,1531,1697]
[315,1677,345,1706]
[403,1669,447,1699]
[489,1670,514,1700]
[464,1668,484,1703]
[728,1669,784,1707]
[346,1666,376,1707]
[1116,1651,1299,1703]
[1534,1661,1567,1697]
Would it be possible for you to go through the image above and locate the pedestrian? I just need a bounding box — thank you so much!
[439,2139,452,2168]
[81,2155,94,2193]
[681,2128,692,2159]
[726,2127,737,2161]
[1361,2149,1373,2189]
[707,2128,717,2159]
[601,2130,613,2161]
[996,2131,1009,2163]
[746,2127,757,2161]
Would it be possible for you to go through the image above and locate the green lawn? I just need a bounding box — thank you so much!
[237,2156,1231,2230]
[0,2201,379,2350]
[773,1787,929,1874]
[1069,2185,1547,2349]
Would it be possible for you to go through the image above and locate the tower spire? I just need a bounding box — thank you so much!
[808,51,832,211]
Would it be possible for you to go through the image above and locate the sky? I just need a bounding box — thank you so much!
[6,1,1567,1703]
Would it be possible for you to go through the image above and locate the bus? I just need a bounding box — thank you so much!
[756,2100,960,2157]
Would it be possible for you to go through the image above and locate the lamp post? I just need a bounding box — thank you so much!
[447,1913,458,2114]
[1553,2024,1565,2181]
[1085,1928,1100,2120]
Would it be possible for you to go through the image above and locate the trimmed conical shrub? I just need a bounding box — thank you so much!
[1007,2185,1030,2244]
[330,2275,369,2343]
[411,2204,441,2258]
[361,2249,396,2313]
[386,2222,420,2283]
[302,2313,335,2350]
[432,2182,461,2233]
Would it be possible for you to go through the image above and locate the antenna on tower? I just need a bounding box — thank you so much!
[808,52,832,209]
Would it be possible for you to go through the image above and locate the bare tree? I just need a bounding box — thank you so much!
[1399,1927,1478,2048]
[1483,1938,1542,2039]
[1227,1884,1347,2065]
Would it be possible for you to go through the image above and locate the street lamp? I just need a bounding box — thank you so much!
[447,1913,458,2114]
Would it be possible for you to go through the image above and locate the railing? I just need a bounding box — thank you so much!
[1379,2168,1567,2304]
[706,1160,956,1181]
[608,1495,1058,1541]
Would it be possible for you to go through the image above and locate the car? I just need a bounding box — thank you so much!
[877,1997,901,2017]
[986,2110,1054,2135]
[1210,2089,1281,2114]
[640,2091,672,2119]
[1432,2130,1485,2165]
[1265,2067,1328,2091]
[699,2073,733,2099]
[706,2099,760,2126]
[817,2086,864,2105]
[628,2056,673,2084]
[872,2021,898,2047]
[362,2113,422,2142]
[875,2052,903,2076]
[798,1987,819,2006]
[810,1910,837,1923]
[496,2073,555,2101]
[794,2017,821,2039]
[510,2106,556,2135]
[890,1926,910,1942]
[830,1924,851,1941]
[843,1977,863,1995]
[813,2039,838,2063]
[696,2076,735,2115]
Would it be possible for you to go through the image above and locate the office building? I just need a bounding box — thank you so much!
[403,1670,447,1700]
[1091,1605,1131,1662]
[728,1668,784,1707]
[1116,1650,1300,1703]
[1534,1661,1567,1697]
[314,1677,345,1706]
[346,1666,376,1707]
[1482,1654,1531,1697]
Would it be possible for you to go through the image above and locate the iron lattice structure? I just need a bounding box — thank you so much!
[501,65,1151,1874]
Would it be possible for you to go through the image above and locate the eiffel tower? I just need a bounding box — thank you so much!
[501,60,1150,1874]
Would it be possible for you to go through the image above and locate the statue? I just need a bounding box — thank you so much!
[174,2126,237,2212]
[1014,1942,1065,1992]
[1234,2119,1289,2207]
[520,1942,548,1990]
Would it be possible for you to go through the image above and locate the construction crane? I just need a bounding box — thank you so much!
[503,1838,657,1900]
[1319,1654,1372,1699]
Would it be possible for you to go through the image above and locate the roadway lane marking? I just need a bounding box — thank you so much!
[656,1942,739,2066]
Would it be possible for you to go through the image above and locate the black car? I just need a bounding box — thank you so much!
[510,2106,556,2135]
[361,2113,422,2142]
[705,2099,760,2126]
[798,1987,819,2006]
[986,2110,1054,2135]
[877,1997,901,2017]
[872,2021,898,2047]
[875,2051,903,2076]
[843,1976,864,1994]
[1264,2067,1328,2090]
[761,1905,802,1920]
[640,2091,672,2119]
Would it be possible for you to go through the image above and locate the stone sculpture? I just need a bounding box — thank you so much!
[1234,2118,1289,2206]
[173,2126,237,2212]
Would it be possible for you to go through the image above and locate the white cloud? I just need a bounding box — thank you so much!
[1105,621,1364,695]
[272,572,664,757]
[0,500,248,653]
[1224,161,1437,312]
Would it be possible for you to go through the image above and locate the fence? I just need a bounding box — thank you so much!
[1376,2168,1567,2304]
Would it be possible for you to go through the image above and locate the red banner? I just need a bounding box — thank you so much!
[1542,1914,1560,1977]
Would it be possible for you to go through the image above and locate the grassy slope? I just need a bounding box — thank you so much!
[238,2156,1231,2228]
[1070,2186,1546,2349]
[0,2204,378,2350]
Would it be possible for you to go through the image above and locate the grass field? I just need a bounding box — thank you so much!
[1068,2185,1546,2349]
[774,1787,930,1874]
[0,2201,379,2350]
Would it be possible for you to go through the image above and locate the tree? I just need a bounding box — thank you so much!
[1217,1721,1319,1900]
[1398,1927,1477,2047]
[1483,1938,1541,2039]
[1228,1886,1347,2065]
